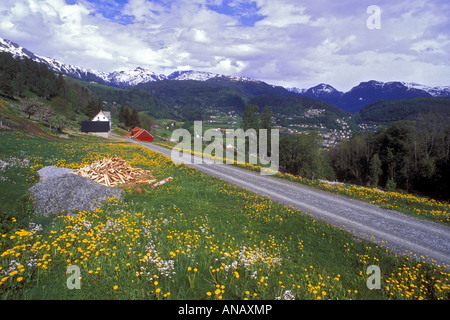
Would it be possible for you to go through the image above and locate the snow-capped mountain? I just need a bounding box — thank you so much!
[166,70,262,84]
[1,37,449,112]
[301,83,344,106]
[401,82,450,98]
[337,80,438,112]
[0,37,113,84]
[0,37,260,88]
[107,67,167,87]
[167,70,220,81]
[291,80,450,113]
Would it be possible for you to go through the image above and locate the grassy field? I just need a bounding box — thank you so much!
[0,130,449,300]
[156,140,450,226]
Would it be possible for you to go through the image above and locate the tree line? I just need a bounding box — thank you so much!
[330,116,450,200]
[241,104,450,201]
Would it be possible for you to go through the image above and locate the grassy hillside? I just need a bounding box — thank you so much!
[1,129,449,300]
[77,77,353,129]
[358,97,450,124]
[249,94,352,130]
[69,79,177,120]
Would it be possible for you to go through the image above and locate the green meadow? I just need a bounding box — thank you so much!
[0,130,449,300]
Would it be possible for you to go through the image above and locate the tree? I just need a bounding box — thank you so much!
[139,112,155,132]
[280,131,328,180]
[377,121,414,190]
[0,73,14,99]
[56,73,66,97]
[118,106,126,125]
[260,106,273,130]
[368,154,382,187]
[50,96,73,119]
[85,99,102,118]
[240,104,260,159]
[20,98,46,119]
[48,114,67,133]
[241,104,260,131]
[35,102,54,123]
[130,109,141,128]
[260,106,274,156]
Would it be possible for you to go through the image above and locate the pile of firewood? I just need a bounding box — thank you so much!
[73,156,157,187]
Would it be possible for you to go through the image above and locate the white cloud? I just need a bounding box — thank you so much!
[0,0,448,91]
[254,0,310,27]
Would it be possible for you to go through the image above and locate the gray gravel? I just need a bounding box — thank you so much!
[29,166,122,216]
[127,139,450,269]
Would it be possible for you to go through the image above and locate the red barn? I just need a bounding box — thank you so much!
[124,127,154,142]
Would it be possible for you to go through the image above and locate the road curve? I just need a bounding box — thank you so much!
[128,139,450,268]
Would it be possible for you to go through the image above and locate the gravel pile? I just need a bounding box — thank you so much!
[29,166,122,216]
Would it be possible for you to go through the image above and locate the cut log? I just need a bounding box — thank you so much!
[151,177,173,188]
[73,156,155,187]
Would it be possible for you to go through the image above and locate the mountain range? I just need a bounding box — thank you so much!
[1,37,449,113]
[290,81,450,113]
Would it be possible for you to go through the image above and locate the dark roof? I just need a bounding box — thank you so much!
[81,121,110,133]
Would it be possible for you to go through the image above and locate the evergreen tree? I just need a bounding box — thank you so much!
[368,154,382,187]
[279,131,326,180]
[85,99,102,118]
[260,106,273,130]
[260,106,273,156]
[240,104,259,159]
[119,106,133,128]
[130,108,141,128]
[0,73,14,98]
[56,73,66,97]
[118,106,127,125]
[241,104,260,131]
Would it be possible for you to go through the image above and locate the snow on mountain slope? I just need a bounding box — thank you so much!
[0,37,261,88]
[167,70,220,81]
[167,70,262,83]
[401,82,450,97]
[107,67,167,87]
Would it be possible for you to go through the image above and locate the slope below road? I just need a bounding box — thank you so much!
[127,139,450,268]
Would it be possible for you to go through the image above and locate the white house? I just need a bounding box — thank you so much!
[92,110,112,130]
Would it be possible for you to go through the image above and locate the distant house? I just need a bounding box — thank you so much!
[92,110,112,128]
[123,127,154,142]
[80,110,112,134]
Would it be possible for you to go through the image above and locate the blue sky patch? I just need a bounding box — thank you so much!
[206,0,265,27]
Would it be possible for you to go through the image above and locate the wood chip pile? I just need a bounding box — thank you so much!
[73,156,157,187]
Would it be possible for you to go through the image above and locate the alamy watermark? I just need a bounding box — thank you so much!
[366,265,381,290]
[170,121,279,175]
[66,265,81,290]
[367,5,381,30]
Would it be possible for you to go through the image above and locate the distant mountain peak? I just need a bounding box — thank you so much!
[300,83,344,106]
[167,70,220,81]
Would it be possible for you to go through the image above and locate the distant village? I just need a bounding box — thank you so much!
[202,107,380,150]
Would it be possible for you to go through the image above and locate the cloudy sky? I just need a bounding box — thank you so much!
[0,0,449,91]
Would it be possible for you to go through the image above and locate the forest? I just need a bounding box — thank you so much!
[329,117,450,200]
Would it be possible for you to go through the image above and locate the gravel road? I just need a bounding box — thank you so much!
[127,139,450,268]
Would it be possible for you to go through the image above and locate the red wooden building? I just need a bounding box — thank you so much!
[124,127,154,142]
